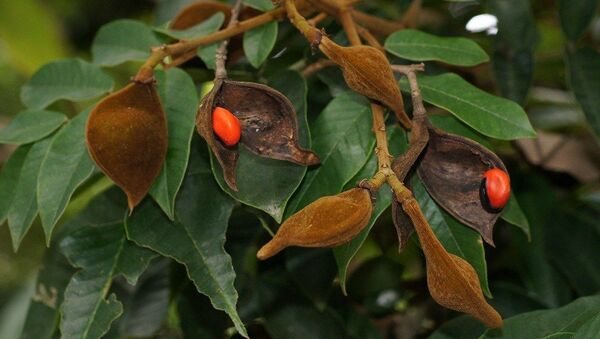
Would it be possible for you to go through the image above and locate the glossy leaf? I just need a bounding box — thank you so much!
[8,137,52,251]
[566,48,600,140]
[243,21,278,68]
[149,68,198,220]
[37,109,95,243]
[574,312,600,339]
[20,59,114,109]
[482,295,600,338]
[400,73,536,140]
[413,179,491,297]
[197,43,220,70]
[156,12,224,40]
[126,140,248,338]
[429,114,493,149]
[558,0,599,40]
[492,49,534,105]
[92,19,161,67]
[334,127,407,294]
[60,220,156,339]
[0,146,29,225]
[500,194,530,240]
[385,29,489,66]
[86,82,168,210]
[211,71,310,222]
[0,109,66,145]
[285,91,374,216]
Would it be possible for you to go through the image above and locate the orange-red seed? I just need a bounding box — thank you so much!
[212,106,241,146]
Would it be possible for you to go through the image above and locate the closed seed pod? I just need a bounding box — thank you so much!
[319,37,411,129]
[416,124,508,246]
[257,188,373,260]
[170,0,232,30]
[196,79,319,190]
[86,82,168,210]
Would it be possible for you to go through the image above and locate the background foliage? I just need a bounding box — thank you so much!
[1,0,600,338]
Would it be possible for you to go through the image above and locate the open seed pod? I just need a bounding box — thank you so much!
[257,188,373,260]
[86,82,168,210]
[319,37,411,129]
[416,124,508,245]
[196,79,319,190]
[170,0,232,30]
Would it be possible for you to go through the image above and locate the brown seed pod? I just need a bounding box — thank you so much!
[416,125,507,245]
[196,79,320,190]
[257,188,373,260]
[319,37,411,129]
[170,0,232,30]
[86,82,168,210]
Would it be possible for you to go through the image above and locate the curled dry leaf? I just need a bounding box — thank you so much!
[416,125,507,246]
[401,198,502,328]
[319,37,411,129]
[196,79,319,190]
[86,82,168,210]
[257,188,373,260]
[170,0,232,29]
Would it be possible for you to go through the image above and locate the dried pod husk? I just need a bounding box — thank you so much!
[196,79,319,190]
[257,188,373,260]
[416,124,507,245]
[170,0,232,30]
[86,82,168,210]
[319,37,411,129]
[391,118,429,249]
[402,198,503,328]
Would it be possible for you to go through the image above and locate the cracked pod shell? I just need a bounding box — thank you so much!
[417,125,508,246]
[196,79,319,190]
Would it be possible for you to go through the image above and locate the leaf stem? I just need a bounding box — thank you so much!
[215,0,244,79]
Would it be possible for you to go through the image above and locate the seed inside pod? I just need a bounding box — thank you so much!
[212,106,241,146]
[480,168,510,211]
[416,124,508,246]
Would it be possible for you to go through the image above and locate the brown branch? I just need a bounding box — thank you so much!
[308,11,328,26]
[400,0,422,29]
[301,59,336,77]
[214,0,244,79]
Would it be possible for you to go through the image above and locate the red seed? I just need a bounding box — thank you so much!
[212,106,241,146]
[481,168,510,210]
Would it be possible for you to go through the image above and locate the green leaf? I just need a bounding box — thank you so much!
[489,0,538,51]
[60,190,156,339]
[155,12,224,40]
[566,48,600,140]
[264,305,346,339]
[558,0,599,40]
[126,139,248,338]
[501,194,530,240]
[413,178,491,297]
[0,109,67,145]
[8,137,53,251]
[334,126,407,294]
[285,91,375,216]
[428,315,485,339]
[482,295,600,338]
[37,109,95,243]
[400,73,536,140]
[243,22,278,68]
[212,71,309,222]
[429,114,493,149]
[285,248,337,310]
[574,312,600,339]
[197,43,220,70]
[92,19,161,67]
[384,29,489,66]
[20,59,114,110]
[492,49,534,105]
[244,0,275,11]
[149,68,198,220]
[0,146,29,225]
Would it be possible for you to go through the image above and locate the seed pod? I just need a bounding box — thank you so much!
[86,82,168,210]
[196,78,319,190]
[257,188,373,260]
[319,37,411,129]
[170,0,232,30]
[416,125,508,245]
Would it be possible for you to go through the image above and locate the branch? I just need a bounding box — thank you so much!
[301,59,336,77]
[215,0,244,79]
